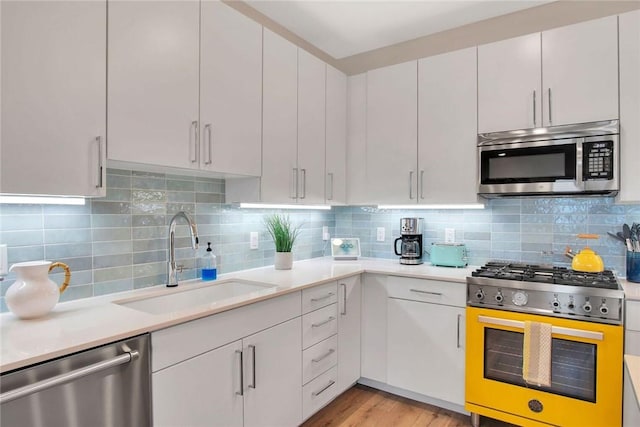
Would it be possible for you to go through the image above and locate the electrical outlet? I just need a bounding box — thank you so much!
[445,228,455,243]
[377,227,385,242]
[250,232,259,249]
[322,226,330,241]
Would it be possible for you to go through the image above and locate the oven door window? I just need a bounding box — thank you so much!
[480,143,576,184]
[484,328,596,402]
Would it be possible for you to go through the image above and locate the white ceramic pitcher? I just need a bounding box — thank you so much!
[6,261,71,319]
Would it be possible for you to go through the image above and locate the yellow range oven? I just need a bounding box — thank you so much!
[465,262,624,427]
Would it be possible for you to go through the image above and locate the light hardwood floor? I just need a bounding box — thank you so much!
[302,385,517,427]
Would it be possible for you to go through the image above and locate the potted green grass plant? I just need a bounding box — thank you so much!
[264,214,302,270]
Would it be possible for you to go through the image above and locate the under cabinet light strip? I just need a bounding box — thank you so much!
[238,203,331,210]
[377,204,485,210]
[0,196,86,205]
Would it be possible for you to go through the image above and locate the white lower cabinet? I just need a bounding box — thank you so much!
[360,274,388,383]
[337,275,361,393]
[624,300,640,427]
[303,366,339,420]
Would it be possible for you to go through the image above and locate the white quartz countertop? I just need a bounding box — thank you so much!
[0,257,474,373]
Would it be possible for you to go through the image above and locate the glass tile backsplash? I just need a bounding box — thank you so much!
[1,167,638,312]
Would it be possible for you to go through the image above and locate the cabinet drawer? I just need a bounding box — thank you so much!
[302,335,338,385]
[302,304,338,349]
[302,366,338,421]
[386,276,465,307]
[626,301,640,331]
[152,291,301,372]
[302,282,338,314]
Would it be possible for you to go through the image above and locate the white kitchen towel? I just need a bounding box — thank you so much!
[522,320,552,387]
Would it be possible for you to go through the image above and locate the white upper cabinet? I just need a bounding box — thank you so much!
[326,65,348,205]
[261,29,299,203]
[478,16,618,133]
[418,47,478,204]
[297,49,326,205]
[199,1,262,176]
[618,10,640,203]
[1,1,106,197]
[108,0,262,176]
[478,33,541,133]
[346,74,370,205]
[366,61,418,204]
[108,0,200,170]
[541,15,618,127]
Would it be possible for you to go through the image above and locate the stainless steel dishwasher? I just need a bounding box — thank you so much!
[0,334,151,427]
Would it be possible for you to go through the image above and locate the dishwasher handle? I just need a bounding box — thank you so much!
[0,350,139,404]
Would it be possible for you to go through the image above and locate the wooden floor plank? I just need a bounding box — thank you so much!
[302,384,517,427]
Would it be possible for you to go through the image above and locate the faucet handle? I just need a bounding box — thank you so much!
[176,264,185,274]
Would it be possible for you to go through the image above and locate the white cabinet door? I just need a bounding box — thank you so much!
[297,49,326,204]
[152,340,244,427]
[360,274,388,382]
[418,47,478,205]
[366,61,418,204]
[387,298,465,406]
[1,1,106,197]
[337,276,361,393]
[199,0,262,176]
[478,33,542,133]
[108,0,200,170]
[618,10,640,203]
[542,16,618,126]
[326,65,347,205]
[262,29,298,203]
[347,73,370,205]
[243,317,302,427]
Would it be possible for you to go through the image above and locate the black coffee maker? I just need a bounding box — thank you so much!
[394,218,424,265]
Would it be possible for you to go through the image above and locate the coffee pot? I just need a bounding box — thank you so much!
[394,218,425,265]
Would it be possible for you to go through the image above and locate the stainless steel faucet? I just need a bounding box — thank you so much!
[167,211,199,287]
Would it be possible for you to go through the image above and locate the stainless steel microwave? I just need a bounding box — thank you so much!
[477,120,619,198]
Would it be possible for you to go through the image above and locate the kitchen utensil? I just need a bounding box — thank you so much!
[632,223,640,252]
[564,234,604,273]
[607,231,626,243]
[5,261,71,319]
[623,223,634,251]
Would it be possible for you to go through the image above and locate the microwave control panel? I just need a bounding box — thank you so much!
[583,141,613,180]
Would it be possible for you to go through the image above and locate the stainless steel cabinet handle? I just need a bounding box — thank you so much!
[291,168,298,199]
[312,380,336,397]
[533,90,537,127]
[311,292,335,302]
[204,123,212,165]
[235,349,243,396]
[340,283,347,315]
[248,345,256,389]
[409,171,414,199]
[312,348,335,363]
[420,170,425,199]
[0,350,139,404]
[311,316,335,328]
[409,289,442,296]
[327,173,334,201]
[190,121,199,163]
[547,88,552,125]
[95,136,103,189]
[477,315,603,341]
[300,168,307,199]
[456,314,462,349]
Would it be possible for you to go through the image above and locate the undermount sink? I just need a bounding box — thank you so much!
[115,280,278,315]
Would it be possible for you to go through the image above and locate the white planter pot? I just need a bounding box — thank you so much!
[274,252,293,270]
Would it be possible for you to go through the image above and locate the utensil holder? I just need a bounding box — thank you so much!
[627,251,640,283]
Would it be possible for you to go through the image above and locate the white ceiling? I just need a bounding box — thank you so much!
[247,0,552,59]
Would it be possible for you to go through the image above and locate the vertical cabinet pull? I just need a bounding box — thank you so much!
[409,171,414,199]
[532,90,537,127]
[420,170,425,199]
[547,88,552,125]
[235,349,243,396]
[248,345,256,389]
[312,380,335,397]
[291,168,298,199]
[327,173,334,201]
[94,136,103,189]
[456,314,462,349]
[189,121,199,163]
[340,283,347,315]
[204,124,212,165]
[300,169,307,199]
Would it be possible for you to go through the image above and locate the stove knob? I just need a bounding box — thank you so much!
[568,302,575,310]
[475,289,485,301]
[512,291,528,307]
[551,299,561,310]
[583,302,592,313]
[599,304,609,315]
[495,292,504,303]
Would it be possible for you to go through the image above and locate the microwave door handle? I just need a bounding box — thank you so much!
[576,140,584,190]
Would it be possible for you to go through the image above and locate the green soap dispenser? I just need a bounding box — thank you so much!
[201,242,217,281]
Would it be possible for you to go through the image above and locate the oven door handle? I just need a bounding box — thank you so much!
[477,315,603,341]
